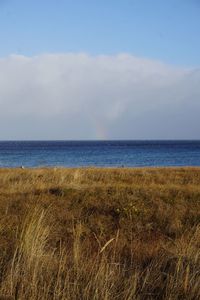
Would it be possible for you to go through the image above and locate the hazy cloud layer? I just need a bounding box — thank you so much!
[0,53,199,139]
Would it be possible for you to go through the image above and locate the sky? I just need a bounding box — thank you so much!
[0,0,200,140]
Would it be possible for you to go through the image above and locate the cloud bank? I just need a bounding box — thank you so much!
[0,53,199,139]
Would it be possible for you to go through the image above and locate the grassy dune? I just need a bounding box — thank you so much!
[0,167,200,299]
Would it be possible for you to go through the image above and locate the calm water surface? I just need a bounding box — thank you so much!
[0,141,200,168]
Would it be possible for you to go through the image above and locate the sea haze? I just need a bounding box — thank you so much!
[0,141,200,168]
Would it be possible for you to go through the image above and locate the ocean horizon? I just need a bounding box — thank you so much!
[0,140,200,168]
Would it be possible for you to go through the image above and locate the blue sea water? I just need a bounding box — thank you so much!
[0,141,200,168]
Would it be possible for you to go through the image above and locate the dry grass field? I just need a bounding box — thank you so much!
[0,167,200,299]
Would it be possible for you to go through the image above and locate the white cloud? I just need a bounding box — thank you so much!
[0,53,199,139]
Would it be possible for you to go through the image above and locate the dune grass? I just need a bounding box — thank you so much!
[0,167,200,299]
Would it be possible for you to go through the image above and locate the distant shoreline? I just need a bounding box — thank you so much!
[1,166,200,170]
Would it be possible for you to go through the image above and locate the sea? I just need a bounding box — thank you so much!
[0,140,200,168]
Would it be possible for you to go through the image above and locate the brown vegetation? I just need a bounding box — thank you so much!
[0,167,200,299]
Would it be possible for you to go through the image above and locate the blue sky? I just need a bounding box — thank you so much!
[0,0,200,139]
[0,0,200,66]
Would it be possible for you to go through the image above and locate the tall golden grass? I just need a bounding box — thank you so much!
[0,167,199,299]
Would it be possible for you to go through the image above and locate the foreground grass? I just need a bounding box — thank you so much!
[0,167,200,300]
